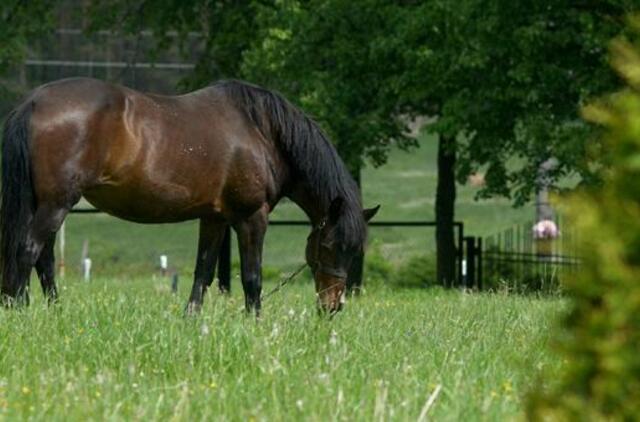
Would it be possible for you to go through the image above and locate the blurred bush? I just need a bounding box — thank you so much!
[528,18,640,420]
[363,241,437,289]
[393,254,438,288]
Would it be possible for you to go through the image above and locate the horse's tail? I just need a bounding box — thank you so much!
[0,104,36,298]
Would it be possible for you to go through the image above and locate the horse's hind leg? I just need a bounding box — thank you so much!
[35,234,58,303]
[14,205,68,305]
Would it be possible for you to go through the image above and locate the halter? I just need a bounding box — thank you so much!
[309,219,349,279]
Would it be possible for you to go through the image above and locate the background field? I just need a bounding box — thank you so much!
[0,279,563,421]
[61,132,532,279]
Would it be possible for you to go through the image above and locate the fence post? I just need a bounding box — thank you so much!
[457,223,464,287]
[477,237,483,290]
[218,227,231,293]
[83,258,92,282]
[464,237,476,289]
[160,254,168,277]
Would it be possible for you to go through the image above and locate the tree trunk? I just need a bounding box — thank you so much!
[435,134,457,287]
[347,168,364,295]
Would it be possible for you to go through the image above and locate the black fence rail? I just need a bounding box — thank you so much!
[68,209,582,292]
[68,208,466,289]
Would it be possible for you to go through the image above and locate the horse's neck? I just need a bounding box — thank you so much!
[286,182,327,226]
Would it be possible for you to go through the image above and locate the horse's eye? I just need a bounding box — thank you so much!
[320,240,334,249]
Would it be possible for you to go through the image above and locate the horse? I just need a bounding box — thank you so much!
[0,77,379,314]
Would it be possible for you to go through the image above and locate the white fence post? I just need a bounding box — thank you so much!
[83,258,92,282]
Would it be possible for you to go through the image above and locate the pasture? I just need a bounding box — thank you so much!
[0,132,565,420]
[0,279,562,420]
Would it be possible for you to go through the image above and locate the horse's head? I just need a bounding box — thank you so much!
[306,197,380,314]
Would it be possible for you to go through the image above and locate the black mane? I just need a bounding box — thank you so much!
[217,79,366,250]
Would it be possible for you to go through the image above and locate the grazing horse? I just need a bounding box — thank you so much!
[0,78,379,314]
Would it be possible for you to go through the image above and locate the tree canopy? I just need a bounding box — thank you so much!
[0,0,56,106]
[2,0,637,199]
[396,0,634,203]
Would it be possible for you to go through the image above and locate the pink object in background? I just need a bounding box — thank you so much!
[532,220,560,240]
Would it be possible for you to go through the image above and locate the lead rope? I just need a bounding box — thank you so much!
[260,262,308,302]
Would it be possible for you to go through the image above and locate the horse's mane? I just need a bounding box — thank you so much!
[215,79,366,250]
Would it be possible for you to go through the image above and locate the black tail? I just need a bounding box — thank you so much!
[0,104,35,298]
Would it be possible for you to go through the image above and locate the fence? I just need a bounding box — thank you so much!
[67,208,466,289]
[462,219,581,292]
[1,24,202,115]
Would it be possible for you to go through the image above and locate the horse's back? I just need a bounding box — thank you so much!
[22,78,284,223]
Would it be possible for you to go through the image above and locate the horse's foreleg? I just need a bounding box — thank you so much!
[185,219,227,315]
[35,234,58,304]
[234,207,268,316]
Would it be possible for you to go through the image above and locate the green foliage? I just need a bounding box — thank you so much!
[241,0,416,172]
[398,0,636,204]
[528,19,640,420]
[82,0,637,203]
[394,254,438,289]
[0,1,55,72]
[362,242,393,286]
[363,246,438,289]
[85,0,261,87]
[0,1,56,111]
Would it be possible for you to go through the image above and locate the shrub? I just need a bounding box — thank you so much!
[363,242,438,289]
[393,254,438,288]
[528,20,640,420]
[363,241,394,286]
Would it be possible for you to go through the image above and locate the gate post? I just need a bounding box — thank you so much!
[464,237,476,289]
[477,237,483,290]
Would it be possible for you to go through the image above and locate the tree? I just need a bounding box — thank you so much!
[0,0,56,113]
[395,0,635,283]
[84,0,265,85]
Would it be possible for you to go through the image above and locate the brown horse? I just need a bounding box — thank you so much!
[0,77,379,314]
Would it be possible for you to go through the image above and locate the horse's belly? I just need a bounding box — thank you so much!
[82,181,219,223]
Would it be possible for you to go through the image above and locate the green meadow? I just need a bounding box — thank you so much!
[0,279,562,421]
[0,132,564,421]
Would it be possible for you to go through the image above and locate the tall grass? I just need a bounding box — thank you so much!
[0,278,563,420]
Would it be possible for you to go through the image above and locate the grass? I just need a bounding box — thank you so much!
[0,279,563,421]
[0,131,565,420]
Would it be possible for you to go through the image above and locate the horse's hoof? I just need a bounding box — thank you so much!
[184,302,202,317]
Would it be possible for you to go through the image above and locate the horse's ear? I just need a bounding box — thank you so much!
[363,205,380,222]
[328,196,345,224]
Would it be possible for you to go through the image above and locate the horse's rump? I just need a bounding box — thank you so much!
[25,78,279,223]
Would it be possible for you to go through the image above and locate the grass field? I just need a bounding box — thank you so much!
[0,132,567,420]
[0,279,563,421]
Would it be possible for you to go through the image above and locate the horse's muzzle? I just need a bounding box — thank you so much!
[315,274,346,315]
